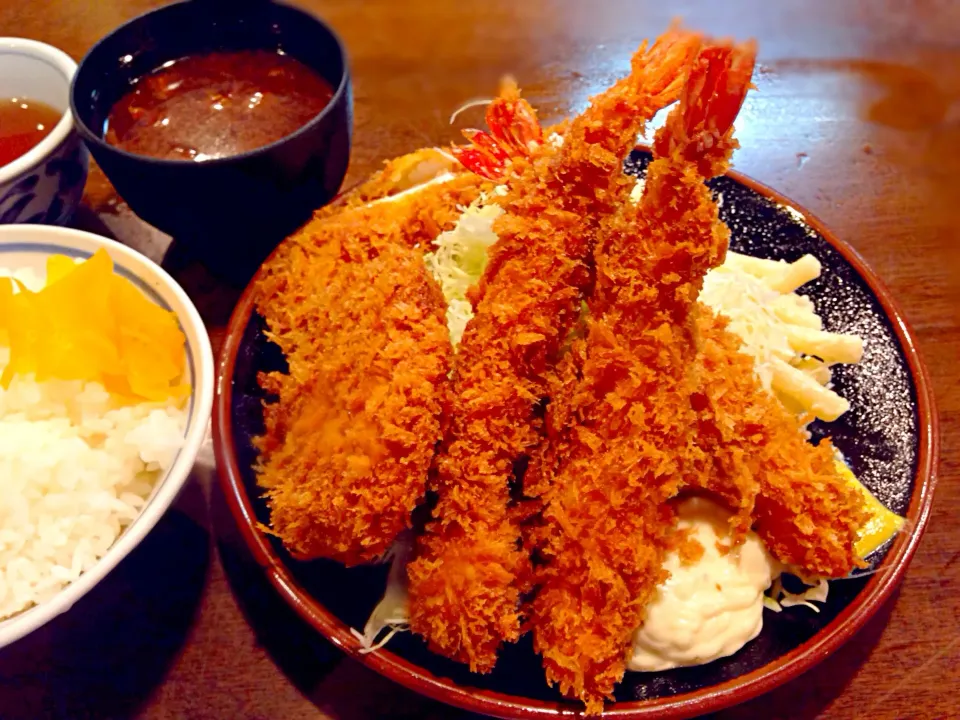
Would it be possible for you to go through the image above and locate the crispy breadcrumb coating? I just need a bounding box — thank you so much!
[529,42,756,714]
[255,236,450,566]
[252,165,484,566]
[693,310,868,576]
[406,29,703,673]
[287,170,485,259]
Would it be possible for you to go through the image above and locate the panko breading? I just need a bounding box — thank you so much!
[529,42,756,713]
[693,311,868,576]
[253,161,484,566]
[406,30,703,673]
[285,171,486,262]
[406,87,564,673]
[255,234,451,566]
[313,147,467,219]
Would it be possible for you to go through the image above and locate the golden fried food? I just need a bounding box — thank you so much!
[253,161,485,566]
[405,30,703,673]
[255,234,450,566]
[693,310,868,576]
[406,84,558,673]
[528,41,757,714]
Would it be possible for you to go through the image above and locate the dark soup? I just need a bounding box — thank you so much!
[0,98,62,167]
[104,50,335,161]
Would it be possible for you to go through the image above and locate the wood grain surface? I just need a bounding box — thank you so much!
[1,1,958,718]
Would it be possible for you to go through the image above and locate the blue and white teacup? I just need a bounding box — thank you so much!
[0,38,89,225]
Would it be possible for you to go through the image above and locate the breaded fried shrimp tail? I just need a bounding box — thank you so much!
[530,41,756,714]
[694,311,868,577]
[657,50,868,575]
[406,30,703,673]
[548,27,704,217]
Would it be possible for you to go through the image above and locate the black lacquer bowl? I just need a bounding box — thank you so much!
[70,0,352,270]
[213,150,938,719]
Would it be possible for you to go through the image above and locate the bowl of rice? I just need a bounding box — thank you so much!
[0,224,213,649]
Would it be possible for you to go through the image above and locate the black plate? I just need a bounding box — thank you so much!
[219,149,928,715]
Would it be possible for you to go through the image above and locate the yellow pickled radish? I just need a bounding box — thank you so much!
[0,277,12,346]
[12,250,113,381]
[0,248,189,402]
[46,254,79,285]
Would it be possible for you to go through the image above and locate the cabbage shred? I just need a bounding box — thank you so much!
[423,199,503,348]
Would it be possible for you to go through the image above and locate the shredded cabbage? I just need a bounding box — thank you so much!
[765,574,830,613]
[354,532,413,653]
[423,199,503,348]
[700,266,797,391]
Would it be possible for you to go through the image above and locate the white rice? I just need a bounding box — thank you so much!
[0,267,187,621]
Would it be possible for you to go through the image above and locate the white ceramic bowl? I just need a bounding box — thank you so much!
[0,225,214,649]
[0,38,89,225]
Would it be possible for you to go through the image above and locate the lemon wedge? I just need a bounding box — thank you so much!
[834,460,905,558]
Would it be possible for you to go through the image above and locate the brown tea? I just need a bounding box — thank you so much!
[0,98,61,167]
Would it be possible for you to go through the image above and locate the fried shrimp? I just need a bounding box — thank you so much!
[252,165,485,566]
[693,310,869,576]
[406,30,703,672]
[529,42,757,713]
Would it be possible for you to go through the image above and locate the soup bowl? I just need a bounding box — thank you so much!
[0,38,89,226]
[70,0,352,269]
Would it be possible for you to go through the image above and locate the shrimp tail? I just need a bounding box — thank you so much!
[557,28,702,179]
[486,77,544,155]
[652,40,757,175]
[631,23,705,106]
[451,78,542,178]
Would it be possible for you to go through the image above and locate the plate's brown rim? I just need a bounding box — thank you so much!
[212,164,939,720]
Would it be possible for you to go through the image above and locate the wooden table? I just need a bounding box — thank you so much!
[1,1,958,718]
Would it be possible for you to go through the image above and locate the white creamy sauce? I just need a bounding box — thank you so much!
[627,498,781,673]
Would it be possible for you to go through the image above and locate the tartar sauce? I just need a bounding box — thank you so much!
[627,498,780,673]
